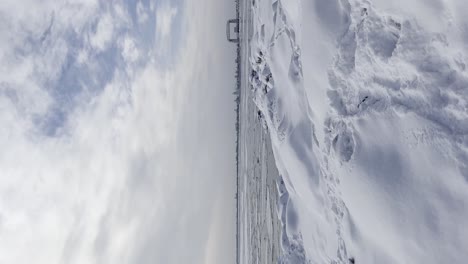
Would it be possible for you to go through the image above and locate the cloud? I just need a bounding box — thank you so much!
[120,35,140,64]
[156,5,178,42]
[154,3,180,58]
[136,1,149,24]
[0,0,236,264]
[90,13,114,51]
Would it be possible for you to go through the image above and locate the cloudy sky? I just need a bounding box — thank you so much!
[0,0,237,263]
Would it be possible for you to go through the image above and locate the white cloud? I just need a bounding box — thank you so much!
[90,13,114,51]
[0,1,236,264]
[156,5,178,43]
[120,35,140,63]
[136,1,149,24]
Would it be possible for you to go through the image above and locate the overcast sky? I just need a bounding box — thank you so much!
[0,0,237,263]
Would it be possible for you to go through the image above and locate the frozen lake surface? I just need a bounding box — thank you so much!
[237,0,282,263]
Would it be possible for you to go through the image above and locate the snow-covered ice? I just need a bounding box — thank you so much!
[238,0,282,263]
[248,0,468,263]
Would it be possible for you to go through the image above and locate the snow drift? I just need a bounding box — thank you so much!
[249,0,468,263]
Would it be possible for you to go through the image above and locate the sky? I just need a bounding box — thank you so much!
[0,0,237,264]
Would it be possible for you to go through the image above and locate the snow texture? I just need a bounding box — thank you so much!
[249,0,468,263]
[238,0,283,263]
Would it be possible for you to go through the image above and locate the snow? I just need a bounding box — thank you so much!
[238,0,282,262]
[248,0,468,263]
